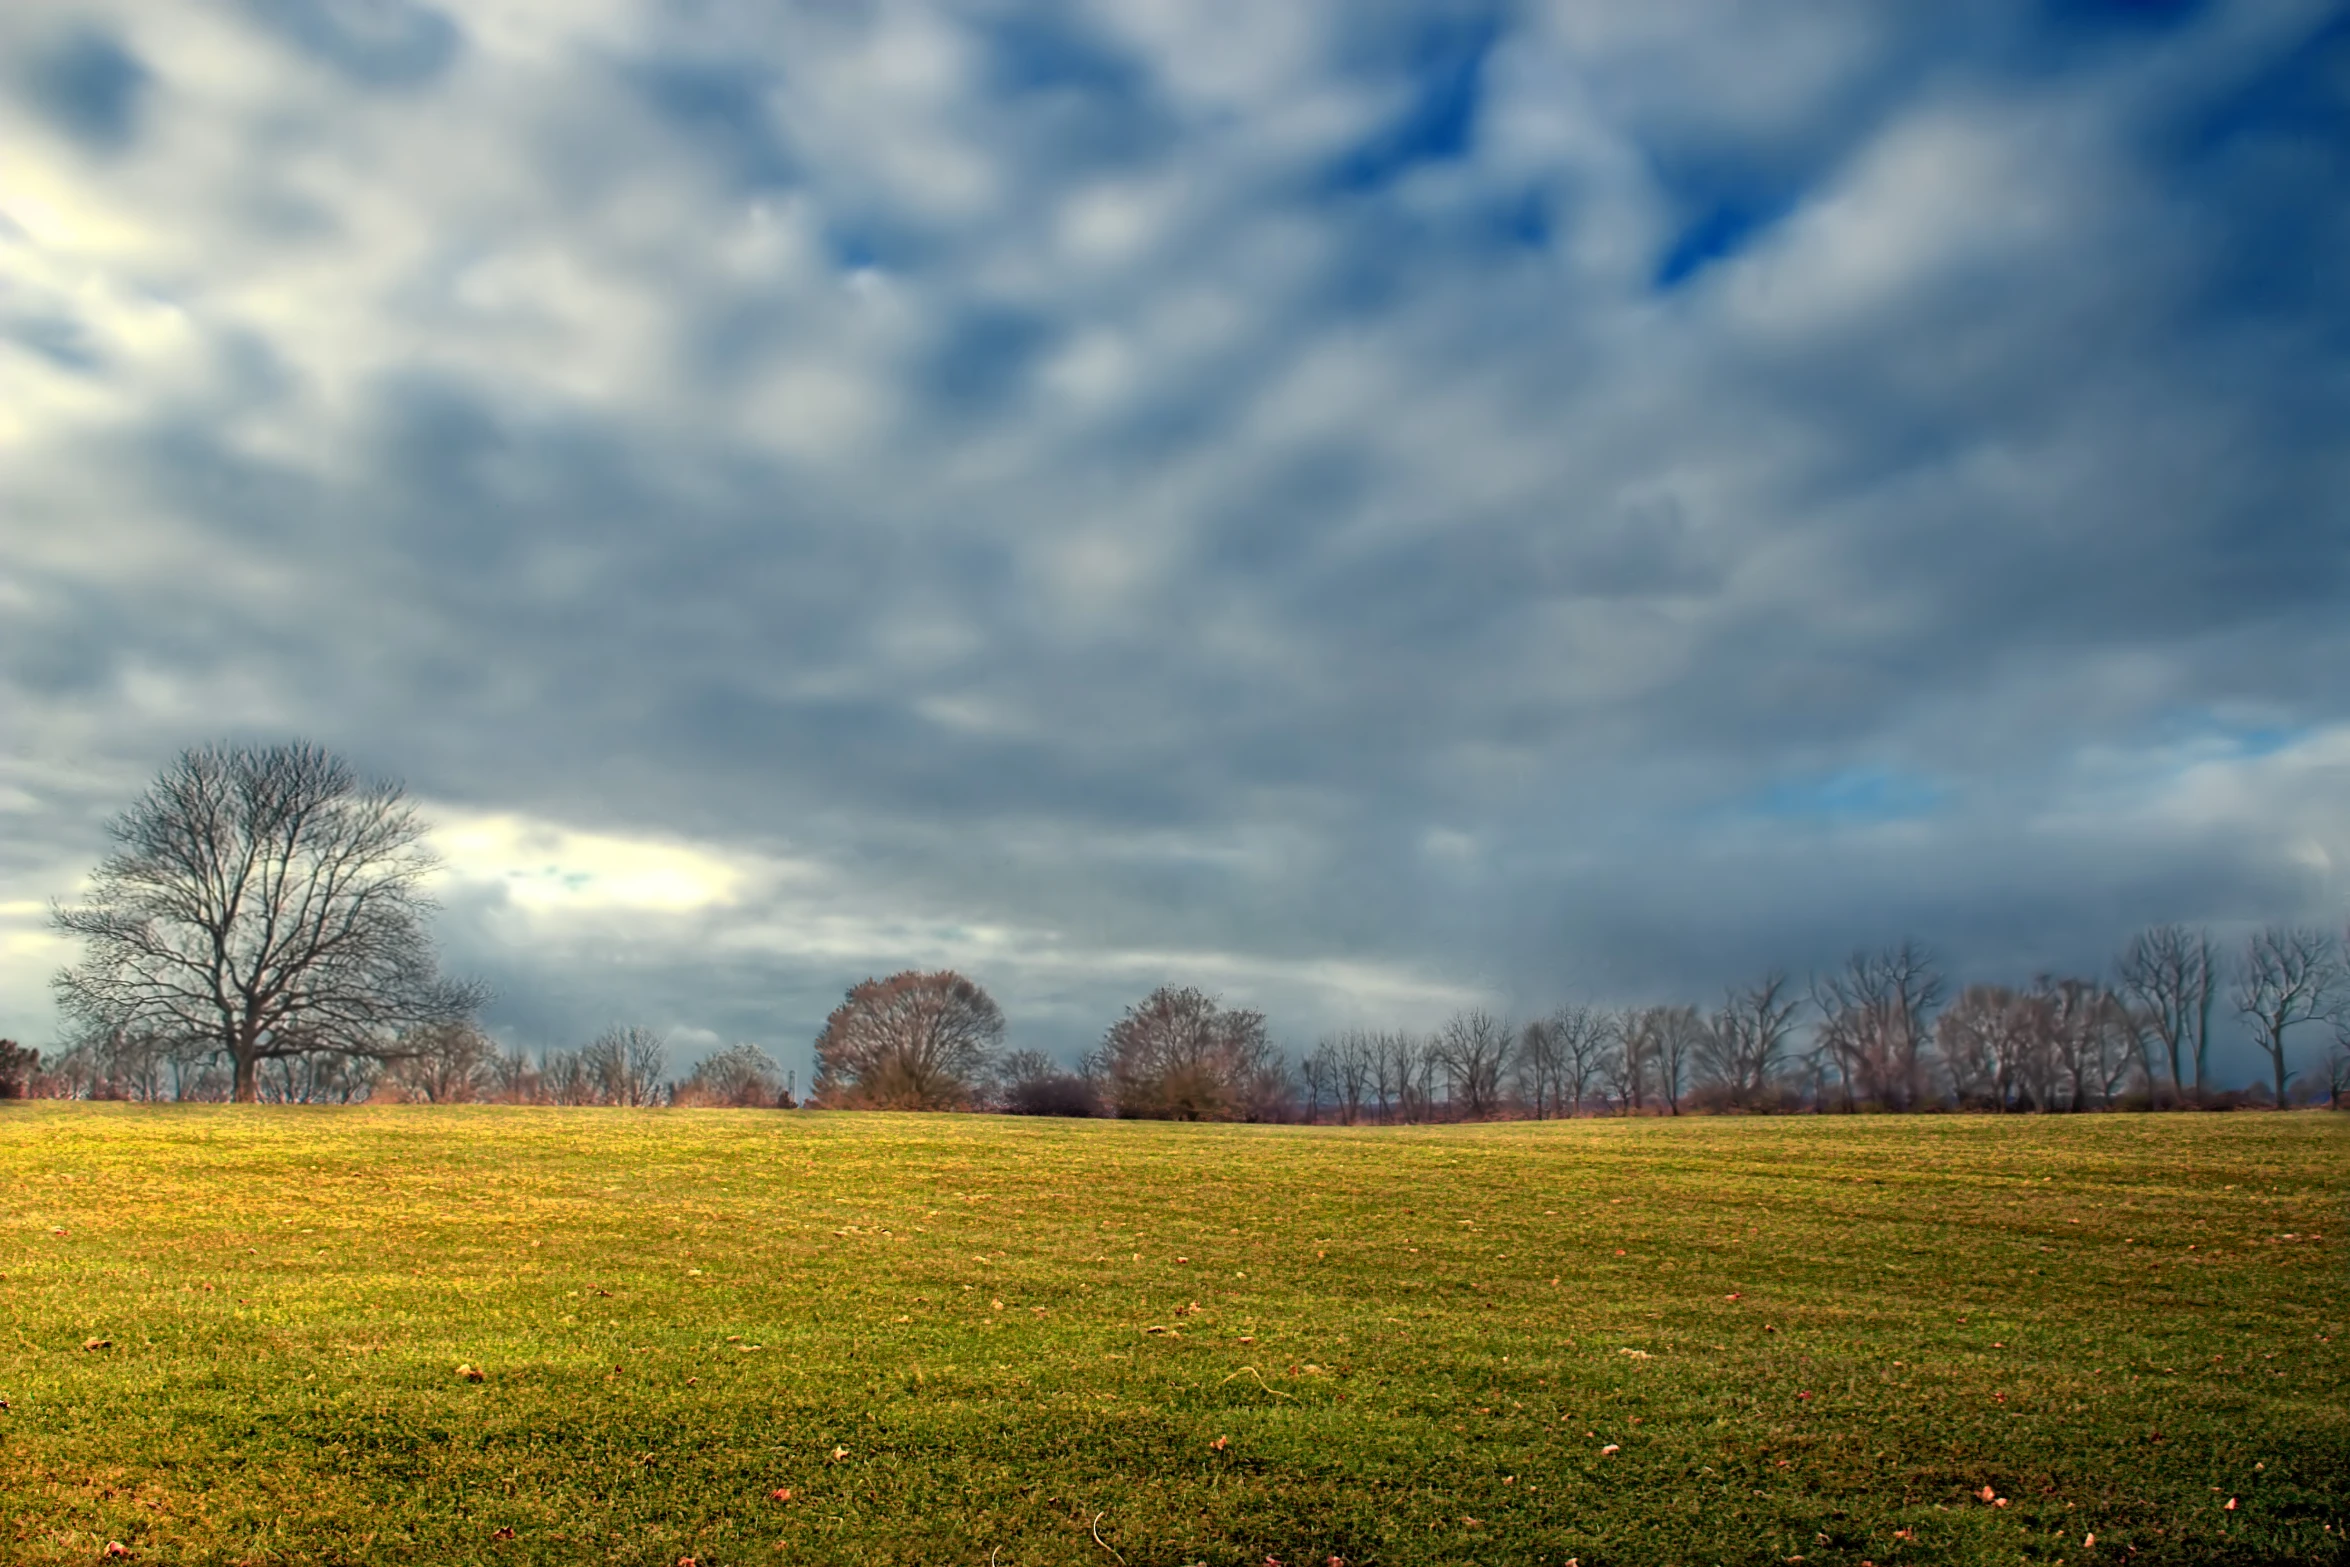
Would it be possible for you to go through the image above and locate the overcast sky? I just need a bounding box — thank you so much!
[4,0,2347,1085]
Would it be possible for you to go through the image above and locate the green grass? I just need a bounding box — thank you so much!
[1,1107,2343,1566]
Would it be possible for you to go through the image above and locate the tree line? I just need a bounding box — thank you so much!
[10,741,2350,1115]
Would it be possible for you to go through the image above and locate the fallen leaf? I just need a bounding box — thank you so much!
[830,1446,849,1462]
[990,1300,1003,1311]
[1797,1391,1813,1401]
[1176,1256,1190,1263]
[1978,1486,1997,1503]
[2225,1497,2238,1511]
[1726,1292,1742,1300]
[2085,1532,2096,1547]
[1892,1528,1915,1541]
[103,1545,131,1560]
[491,1526,516,1540]
[456,1363,484,1383]
[1600,1443,1620,1455]
[83,1337,112,1352]
[1210,1435,1229,1451]
[769,1488,793,1502]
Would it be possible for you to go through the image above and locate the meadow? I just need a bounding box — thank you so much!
[0,1106,2342,1566]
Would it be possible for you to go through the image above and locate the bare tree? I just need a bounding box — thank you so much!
[582,1026,669,1107]
[388,1020,498,1103]
[1599,1008,1648,1113]
[1515,1016,1560,1118]
[1368,1030,1441,1123]
[1935,985,2044,1110]
[1368,1030,1418,1123]
[50,743,483,1103]
[1093,986,1284,1121]
[1298,1046,1332,1122]
[541,1047,592,1105]
[2035,977,2137,1111]
[1435,1009,1514,1120]
[814,971,1003,1110]
[258,1050,379,1105]
[43,1025,177,1102]
[1700,971,1802,1108]
[1300,1031,1376,1123]
[2117,925,2218,1101]
[1642,1004,1707,1115]
[487,1043,539,1103]
[0,1039,35,1099]
[1811,941,1945,1110]
[2234,927,2342,1109]
[1547,1005,1610,1115]
[1329,1029,1375,1124]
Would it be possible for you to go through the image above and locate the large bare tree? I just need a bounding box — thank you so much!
[2116,924,2218,1100]
[51,742,483,1103]
[814,971,1003,1109]
[2233,927,2342,1108]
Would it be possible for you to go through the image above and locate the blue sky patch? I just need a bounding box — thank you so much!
[1750,769,1952,826]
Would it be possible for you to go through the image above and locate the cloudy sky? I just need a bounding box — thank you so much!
[4,0,2347,1084]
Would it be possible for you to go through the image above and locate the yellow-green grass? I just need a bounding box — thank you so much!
[2,1107,2343,1565]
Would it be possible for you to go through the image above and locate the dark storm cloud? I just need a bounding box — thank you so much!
[2,0,2347,1086]
[20,24,148,152]
[242,0,462,89]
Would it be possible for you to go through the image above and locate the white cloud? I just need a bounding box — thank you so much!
[434,811,760,912]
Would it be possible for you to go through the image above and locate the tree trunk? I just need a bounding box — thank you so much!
[233,1050,258,1103]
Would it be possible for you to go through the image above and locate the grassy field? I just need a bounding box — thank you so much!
[0,1107,2343,1566]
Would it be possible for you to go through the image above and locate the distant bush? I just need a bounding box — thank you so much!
[0,1039,36,1099]
[815,971,1002,1110]
[678,1043,789,1108]
[1003,1074,1099,1117]
[1094,987,1290,1122]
